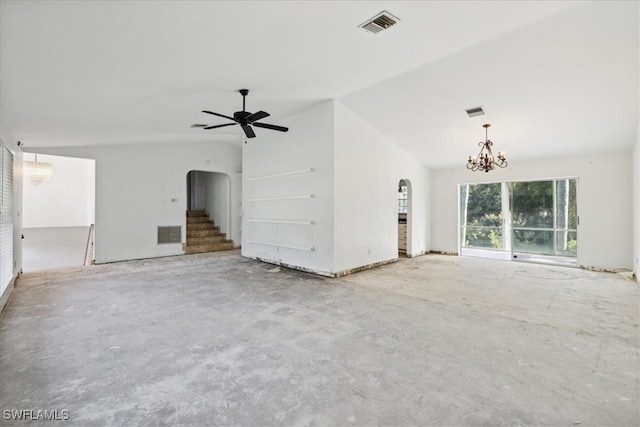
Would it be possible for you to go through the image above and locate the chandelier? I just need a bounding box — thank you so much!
[24,154,53,185]
[466,123,507,172]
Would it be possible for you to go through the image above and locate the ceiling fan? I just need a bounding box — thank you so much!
[193,89,288,138]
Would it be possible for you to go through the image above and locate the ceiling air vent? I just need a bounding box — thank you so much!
[359,11,399,34]
[466,106,485,118]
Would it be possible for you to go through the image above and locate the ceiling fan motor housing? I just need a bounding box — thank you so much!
[234,111,251,122]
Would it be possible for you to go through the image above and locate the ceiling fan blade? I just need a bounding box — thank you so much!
[190,124,209,128]
[242,124,256,138]
[203,123,237,130]
[253,122,289,133]
[202,110,236,122]
[246,110,270,123]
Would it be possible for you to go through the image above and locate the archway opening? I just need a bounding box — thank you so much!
[185,170,235,254]
[397,178,412,257]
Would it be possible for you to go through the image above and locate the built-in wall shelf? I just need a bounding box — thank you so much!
[248,219,314,225]
[247,240,315,252]
[248,167,313,182]
[248,194,314,202]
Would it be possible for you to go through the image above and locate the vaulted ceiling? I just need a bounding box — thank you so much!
[1,1,638,169]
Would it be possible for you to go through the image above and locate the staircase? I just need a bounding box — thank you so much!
[185,210,235,254]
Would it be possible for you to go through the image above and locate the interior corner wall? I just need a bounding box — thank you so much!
[204,172,231,239]
[431,151,633,271]
[333,100,431,273]
[242,100,335,276]
[35,140,241,263]
[633,129,640,282]
[22,153,95,227]
[0,109,23,306]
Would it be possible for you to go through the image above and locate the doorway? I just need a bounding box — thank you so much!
[22,153,96,272]
[459,178,578,266]
[186,170,232,238]
[397,179,411,256]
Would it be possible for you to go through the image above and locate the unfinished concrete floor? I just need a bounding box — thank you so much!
[1,251,638,426]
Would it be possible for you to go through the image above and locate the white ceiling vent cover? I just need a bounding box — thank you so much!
[466,106,485,117]
[359,11,399,34]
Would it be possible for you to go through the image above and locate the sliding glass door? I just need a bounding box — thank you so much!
[511,179,577,264]
[459,182,510,260]
[459,178,578,265]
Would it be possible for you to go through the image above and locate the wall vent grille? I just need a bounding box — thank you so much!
[359,11,399,34]
[158,226,181,244]
[466,106,485,117]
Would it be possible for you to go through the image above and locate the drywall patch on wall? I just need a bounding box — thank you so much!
[431,151,633,271]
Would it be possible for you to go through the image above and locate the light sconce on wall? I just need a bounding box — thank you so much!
[24,154,53,185]
[466,123,507,173]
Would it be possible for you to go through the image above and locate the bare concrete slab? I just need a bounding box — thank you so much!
[0,252,637,426]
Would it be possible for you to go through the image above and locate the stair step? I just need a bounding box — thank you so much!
[187,236,229,245]
[187,229,224,238]
[187,223,218,230]
[187,216,212,224]
[186,210,208,217]
[185,242,235,254]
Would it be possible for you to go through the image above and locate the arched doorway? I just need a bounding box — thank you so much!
[185,171,234,254]
[397,178,412,257]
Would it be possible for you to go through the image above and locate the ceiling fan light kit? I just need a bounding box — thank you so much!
[466,123,507,173]
[197,89,289,139]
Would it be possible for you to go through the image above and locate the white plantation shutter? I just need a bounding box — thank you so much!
[0,141,14,296]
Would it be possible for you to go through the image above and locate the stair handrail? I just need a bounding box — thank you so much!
[84,224,95,266]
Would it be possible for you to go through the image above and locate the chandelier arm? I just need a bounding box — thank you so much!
[466,123,506,173]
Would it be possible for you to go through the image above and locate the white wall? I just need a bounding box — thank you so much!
[242,100,431,277]
[36,140,241,263]
[242,101,335,276]
[633,128,639,282]
[333,101,430,273]
[0,107,23,304]
[431,151,633,271]
[189,171,207,211]
[204,172,231,238]
[22,153,95,228]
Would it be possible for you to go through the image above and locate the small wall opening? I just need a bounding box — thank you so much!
[397,178,412,257]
